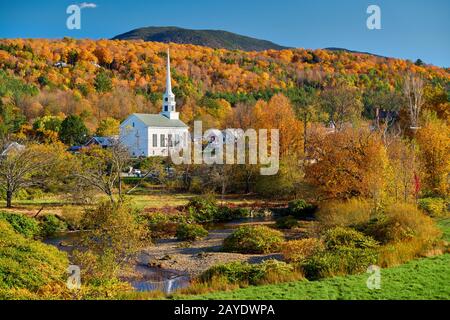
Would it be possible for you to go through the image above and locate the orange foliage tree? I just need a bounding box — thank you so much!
[252,94,303,156]
[306,127,389,200]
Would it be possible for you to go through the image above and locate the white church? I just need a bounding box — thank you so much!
[120,49,189,157]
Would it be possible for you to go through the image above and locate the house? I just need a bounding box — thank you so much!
[84,136,118,149]
[120,49,189,157]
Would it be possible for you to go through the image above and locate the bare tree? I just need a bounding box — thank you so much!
[74,142,130,203]
[320,84,363,131]
[208,164,235,203]
[0,142,59,208]
[403,72,425,130]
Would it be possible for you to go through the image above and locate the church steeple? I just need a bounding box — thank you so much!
[165,48,173,95]
[161,48,179,120]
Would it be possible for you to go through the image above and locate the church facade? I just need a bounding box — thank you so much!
[120,49,189,157]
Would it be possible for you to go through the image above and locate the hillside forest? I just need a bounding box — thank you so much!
[0,38,448,199]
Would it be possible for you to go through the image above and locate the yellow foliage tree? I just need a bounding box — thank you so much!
[415,117,450,196]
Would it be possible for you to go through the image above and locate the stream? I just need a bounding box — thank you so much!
[44,231,190,294]
[44,216,276,294]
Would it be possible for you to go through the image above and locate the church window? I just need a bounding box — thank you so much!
[160,134,166,147]
[168,134,173,147]
[152,134,157,147]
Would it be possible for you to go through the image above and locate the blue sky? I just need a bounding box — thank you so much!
[0,0,449,67]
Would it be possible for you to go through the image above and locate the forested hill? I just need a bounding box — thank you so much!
[112,26,288,51]
[0,38,448,132]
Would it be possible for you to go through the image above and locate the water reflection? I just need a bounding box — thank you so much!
[130,265,190,294]
[45,232,190,294]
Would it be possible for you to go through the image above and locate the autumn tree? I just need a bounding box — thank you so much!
[227,102,256,129]
[74,142,130,203]
[363,86,402,126]
[95,117,120,136]
[207,164,237,201]
[423,83,449,122]
[252,94,303,157]
[255,154,307,199]
[288,86,320,154]
[31,115,63,143]
[72,200,149,282]
[415,116,450,196]
[306,127,389,201]
[386,137,419,202]
[0,142,67,207]
[320,84,363,131]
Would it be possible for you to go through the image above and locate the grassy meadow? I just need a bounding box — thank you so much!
[178,218,450,300]
[180,253,450,300]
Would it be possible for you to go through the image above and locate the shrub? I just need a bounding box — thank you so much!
[0,220,69,291]
[223,225,284,254]
[60,206,84,230]
[301,246,378,279]
[0,212,40,238]
[233,207,251,218]
[418,198,448,217]
[282,238,324,263]
[73,201,150,283]
[187,196,250,222]
[378,239,434,267]
[176,223,208,241]
[275,216,299,229]
[299,227,379,279]
[147,212,188,238]
[322,226,379,250]
[287,199,317,219]
[356,203,443,267]
[361,203,441,244]
[187,195,219,223]
[215,206,250,222]
[39,215,68,238]
[316,198,373,229]
[200,260,301,286]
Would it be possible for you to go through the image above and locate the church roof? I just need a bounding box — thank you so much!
[132,113,188,128]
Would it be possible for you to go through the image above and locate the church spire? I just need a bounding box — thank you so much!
[161,47,179,120]
[165,48,173,95]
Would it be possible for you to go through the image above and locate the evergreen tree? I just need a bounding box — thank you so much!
[59,115,88,145]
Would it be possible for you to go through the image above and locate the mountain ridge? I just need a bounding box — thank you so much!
[112,26,289,51]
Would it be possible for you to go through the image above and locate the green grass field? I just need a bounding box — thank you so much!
[437,218,450,241]
[179,218,450,300]
[0,191,264,214]
[179,254,450,300]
